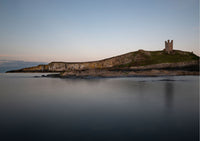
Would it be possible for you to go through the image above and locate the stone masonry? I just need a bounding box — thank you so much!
[165,40,173,54]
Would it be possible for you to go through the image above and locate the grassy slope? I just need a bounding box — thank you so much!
[115,50,199,68]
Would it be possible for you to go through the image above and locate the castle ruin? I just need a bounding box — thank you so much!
[165,40,173,54]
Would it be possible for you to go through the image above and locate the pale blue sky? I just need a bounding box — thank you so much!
[0,0,199,62]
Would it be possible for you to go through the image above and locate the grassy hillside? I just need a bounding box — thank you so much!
[6,49,199,73]
[115,50,199,68]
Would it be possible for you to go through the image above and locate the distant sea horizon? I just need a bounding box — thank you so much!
[0,60,47,73]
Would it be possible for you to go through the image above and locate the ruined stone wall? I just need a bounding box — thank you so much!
[165,40,173,54]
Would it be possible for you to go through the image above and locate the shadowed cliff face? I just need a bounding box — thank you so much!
[6,50,199,73]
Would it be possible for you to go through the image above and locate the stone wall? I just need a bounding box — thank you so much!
[165,40,173,54]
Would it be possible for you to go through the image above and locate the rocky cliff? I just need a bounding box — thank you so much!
[7,50,199,76]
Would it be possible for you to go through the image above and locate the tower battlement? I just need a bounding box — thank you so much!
[165,40,173,54]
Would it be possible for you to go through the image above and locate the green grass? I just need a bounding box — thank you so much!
[115,50,199,68]
[149,51,198,64]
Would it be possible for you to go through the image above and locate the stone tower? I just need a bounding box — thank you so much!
[165,40,173,54]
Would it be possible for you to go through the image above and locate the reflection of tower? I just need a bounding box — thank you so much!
[165,82,174,109]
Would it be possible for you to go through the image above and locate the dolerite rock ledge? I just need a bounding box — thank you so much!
[7,50,200,77]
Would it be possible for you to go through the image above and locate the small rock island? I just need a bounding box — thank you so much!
[7,40,199,77]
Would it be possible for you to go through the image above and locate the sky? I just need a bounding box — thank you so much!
[0,0,199,62]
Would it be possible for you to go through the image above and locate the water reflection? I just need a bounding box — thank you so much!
[0,74,198,141]
[164,82,174,110]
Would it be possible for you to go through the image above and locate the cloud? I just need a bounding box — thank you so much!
[0,54,15,57]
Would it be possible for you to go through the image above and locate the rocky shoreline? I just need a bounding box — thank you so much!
[6,50,199,78]
[8,60,200,78]
[42,61,199,78]
[42,70,199,79]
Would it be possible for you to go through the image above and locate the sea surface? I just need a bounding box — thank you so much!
[0,73,199,141]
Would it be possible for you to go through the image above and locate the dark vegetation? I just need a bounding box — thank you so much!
[114,50,199,68]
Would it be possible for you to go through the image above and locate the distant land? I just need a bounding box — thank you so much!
[7,49,199,77]
[0,60,46,73]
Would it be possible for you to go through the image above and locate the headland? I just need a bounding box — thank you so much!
[7,40,200,77]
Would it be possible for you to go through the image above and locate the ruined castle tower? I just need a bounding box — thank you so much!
[165,40,173,54]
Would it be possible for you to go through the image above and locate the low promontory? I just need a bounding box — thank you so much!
[7,49,199,77]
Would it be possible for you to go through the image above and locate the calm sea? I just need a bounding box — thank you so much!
[0,73,199,141]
